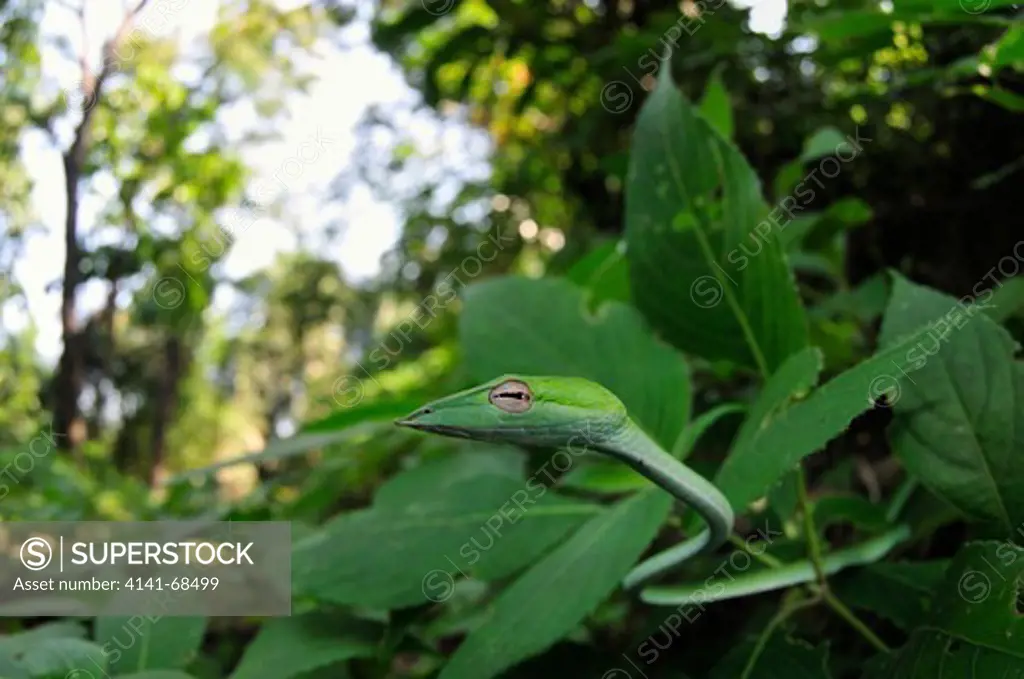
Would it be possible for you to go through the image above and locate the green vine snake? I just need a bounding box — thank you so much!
[396,375,910,602]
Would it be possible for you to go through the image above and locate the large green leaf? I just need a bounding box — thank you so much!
[460,275,690,448]
[438,490,672,679]
[228,613,380,679]
[713,323,951,513]
[292,472,599,608]
[94,616,207,674]
[624,63,807,374]
[709,347,821,516]
[880,274,1024,532]
[872,541,1024,678]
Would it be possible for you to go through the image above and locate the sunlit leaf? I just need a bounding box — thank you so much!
[625,64,808,374]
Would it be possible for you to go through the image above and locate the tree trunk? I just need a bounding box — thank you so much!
[53,153,86,455]
[148,336,183,487]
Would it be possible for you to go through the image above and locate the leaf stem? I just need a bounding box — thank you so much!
[822,588,891,653]
[796,466,827,587]
[885,477,918,522]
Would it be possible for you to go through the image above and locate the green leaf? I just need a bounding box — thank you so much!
[710,347,822,514]
[292,473,599,608]
[460,275,690,448]
[776,213,824,249]
[565,240,631,307]
[832,560,949,631]
[438,490,672,679]
[228,613,379,679]
[373,446,524,509]
[625,64,808,374]
[813,273,891,324]
[671,402,747,460]
[970,84,1024,112]
[783,198,872,251]
[118,673,199,679]
[986,276,1024,322]
[800,127,848,163]
[558,460,652,495]
[986,25,1024,68]
[698,66,733,140]
[301,393,430,433]
[680,347,821,533]
[880,274,1024,532]
[94,616,207,674]
[813,495,891,533]
[873,541,1024,678]
[713,323,951,514]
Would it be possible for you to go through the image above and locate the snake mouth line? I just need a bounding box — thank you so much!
[394,421,474,439]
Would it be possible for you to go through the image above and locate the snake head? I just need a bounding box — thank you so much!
[395,375,628,448]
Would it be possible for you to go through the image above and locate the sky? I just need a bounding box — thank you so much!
[8,0,787,365]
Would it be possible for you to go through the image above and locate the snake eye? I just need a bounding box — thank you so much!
[488,379,533,413]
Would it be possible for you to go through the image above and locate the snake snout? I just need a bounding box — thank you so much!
[394,406,434,427]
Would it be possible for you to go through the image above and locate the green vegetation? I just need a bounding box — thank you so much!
[1,0,1023,677]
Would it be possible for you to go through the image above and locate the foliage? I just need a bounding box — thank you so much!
[0,0,1023,678]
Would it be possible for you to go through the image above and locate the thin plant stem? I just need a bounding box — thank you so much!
[886,477,918,522]
[795,464,890,654]
[796,465,827,587]
[824,589,891,653]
